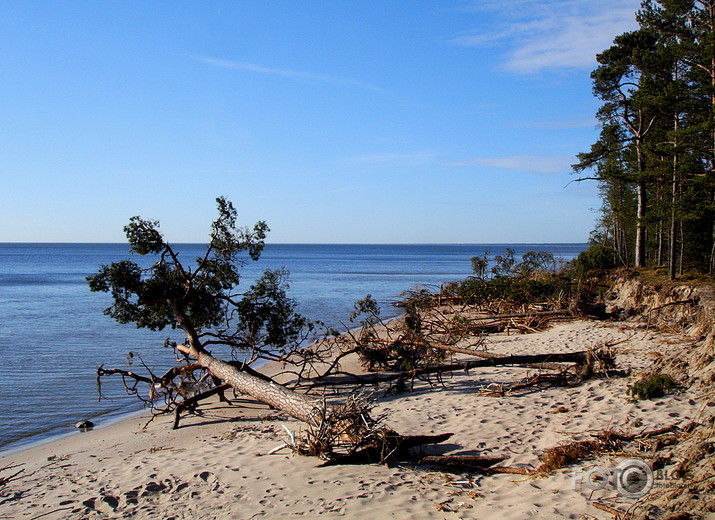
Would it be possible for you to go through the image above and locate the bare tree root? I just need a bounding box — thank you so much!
[279,392,453,464]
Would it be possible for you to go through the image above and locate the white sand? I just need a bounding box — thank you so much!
[0,319,700,519]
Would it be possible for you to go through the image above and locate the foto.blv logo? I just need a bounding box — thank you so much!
[573,458,654,498]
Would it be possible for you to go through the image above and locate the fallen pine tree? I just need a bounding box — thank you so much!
[89,198,453,462]
[88,199,621,464]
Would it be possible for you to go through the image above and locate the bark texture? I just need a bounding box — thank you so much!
[179,345,324,425]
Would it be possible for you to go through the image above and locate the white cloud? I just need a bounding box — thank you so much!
[449,0,641,74]
[193,55,385,93]
[451,155,573,174]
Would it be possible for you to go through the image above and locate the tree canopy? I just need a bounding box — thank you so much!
[87,197,318,415]
[574,0,715,277]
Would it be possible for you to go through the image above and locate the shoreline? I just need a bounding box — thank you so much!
[0,408,149,458]
[0,242,587,458]
[0,311,403,458]
[1,317,700,519]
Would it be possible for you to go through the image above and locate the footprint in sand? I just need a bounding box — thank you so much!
[123,489,139,505]
[100,495,119,511]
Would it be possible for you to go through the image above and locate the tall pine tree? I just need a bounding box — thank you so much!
[575,0,715,276]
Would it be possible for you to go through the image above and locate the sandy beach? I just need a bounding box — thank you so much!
[0,318,702,519]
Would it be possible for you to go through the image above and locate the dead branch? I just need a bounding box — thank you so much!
[420,454,509,472]
[0,463,25,490]
[303,349,613,388]
[172,383,232,429]
[478,368,578,396]
[592,502,626,518]
[428,342,565,372]
[490,423,684,477]
[647,299,695,313]
[536,439,605,475]
[485,466,532,475]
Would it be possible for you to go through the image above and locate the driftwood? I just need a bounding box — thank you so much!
[304,349,611,388]
[482,310,571,320]
[359,338,489,358]
[320,432,455,465]
[172,344,454,462]
[478,370,574,396]
[0,464,25,490]
[97,342,456,461]
[429,310,571,335]
[420,454,508,471]
[359,337,569,371]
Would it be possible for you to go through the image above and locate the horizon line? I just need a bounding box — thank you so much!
[0,241,589,246]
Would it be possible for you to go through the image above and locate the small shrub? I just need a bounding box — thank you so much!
[470,252,489,279]
[456,273,569,306]
[570,245,617,277]
[627,374,678,400]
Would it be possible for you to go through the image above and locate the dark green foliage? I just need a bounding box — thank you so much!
[575,0,715,276]
[470,252,489,279]
[350,293,446,372]
[350,295,381,328]
[454,250,571,306]
[627,374,679,400]
[570,245,618,276]
[226,269,311,354]
[491,248,517,278]
[125,217,165,255]
[87,197,310,357]
[403,302,422,336]
[518,251,558,276]
[456,275,570,306]
[88,197,259,332]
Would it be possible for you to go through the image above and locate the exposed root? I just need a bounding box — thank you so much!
[291,393,388,460]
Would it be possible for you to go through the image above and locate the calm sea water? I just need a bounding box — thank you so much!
[0,243,586,452]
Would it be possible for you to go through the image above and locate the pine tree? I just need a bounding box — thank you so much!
[575,0,715,276]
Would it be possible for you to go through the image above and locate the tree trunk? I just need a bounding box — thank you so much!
[635,178,648,267]
[670,112,679,280]
[307,350,608,388]
[669,174,678,280]
[679,221,685,276]
[657,219,663,266]
[177,344,324,425]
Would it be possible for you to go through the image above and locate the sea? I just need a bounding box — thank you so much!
[0,243,586,453]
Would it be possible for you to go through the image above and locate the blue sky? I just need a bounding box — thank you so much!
[0,1,641,243]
